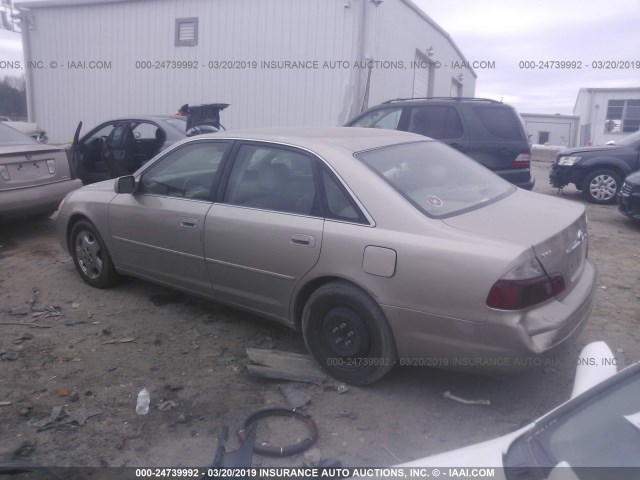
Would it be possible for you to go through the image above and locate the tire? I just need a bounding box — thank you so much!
[582,169,622,204]
[70,220,120,288]
[302,281,397,386]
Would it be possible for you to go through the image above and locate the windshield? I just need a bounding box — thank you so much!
[618,130,640,147]
[506,366,640,469]
[355,141,515,218]
[0,122,37,146]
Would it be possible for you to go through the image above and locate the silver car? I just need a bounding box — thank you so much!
[56,128,596,385]
[0,122,82,220]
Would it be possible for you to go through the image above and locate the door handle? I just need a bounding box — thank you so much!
[179,216,198,228]
[291,234,316,247]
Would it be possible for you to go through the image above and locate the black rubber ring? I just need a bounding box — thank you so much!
[237,407,319,457]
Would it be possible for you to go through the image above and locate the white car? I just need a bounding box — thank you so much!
[2,121,48,143]
[401,342,640,475]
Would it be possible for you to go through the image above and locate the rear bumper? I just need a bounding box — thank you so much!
[494,167,535,190]
[0,179,82,219]
[383,259,596,370]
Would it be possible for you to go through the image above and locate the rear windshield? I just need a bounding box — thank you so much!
[0,122,36,146]
[356,141,514,218]
[163,117,187,133]
[472,106,525,140]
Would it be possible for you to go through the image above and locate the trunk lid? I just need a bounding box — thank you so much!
[0,147,70,190]
[443,189,588,299]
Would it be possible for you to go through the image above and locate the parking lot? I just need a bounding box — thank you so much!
[0,160,639,469]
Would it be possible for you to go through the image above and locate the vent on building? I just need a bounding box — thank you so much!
[175,17,198,46]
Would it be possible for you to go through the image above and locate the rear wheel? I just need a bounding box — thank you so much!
[302,281,397,385]
[582,169,622,204]
[70,220,120,288]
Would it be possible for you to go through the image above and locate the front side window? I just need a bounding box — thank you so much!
[139,141,229,200]
[356,141,514,218]
[350,107,403,130]
[223,144,317,215]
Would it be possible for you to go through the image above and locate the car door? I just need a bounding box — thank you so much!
[204,142,324,320]
[74,121,118,184]
[108,140,232,296]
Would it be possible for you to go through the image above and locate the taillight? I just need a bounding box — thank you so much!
[512,149,531,168]
[487,257,565,310]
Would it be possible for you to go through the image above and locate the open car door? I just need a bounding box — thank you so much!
[68,121,83,180]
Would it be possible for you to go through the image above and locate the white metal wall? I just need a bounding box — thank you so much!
[22,0,476,143]
[574,88,640,145]
[521,114,579,147]
[24,0,360,142]
[363,0,476,108]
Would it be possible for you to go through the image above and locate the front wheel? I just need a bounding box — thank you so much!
[582,169,622,204]
[302,281,397,385]
[70,220,120,288]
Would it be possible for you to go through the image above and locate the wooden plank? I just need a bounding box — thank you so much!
[246,365,327,385]
[245,348,327,384]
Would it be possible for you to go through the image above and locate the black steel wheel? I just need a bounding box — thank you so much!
[302,281,397,385]
[70,220,119,288]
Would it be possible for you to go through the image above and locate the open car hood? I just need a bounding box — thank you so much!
[182,103,229,130]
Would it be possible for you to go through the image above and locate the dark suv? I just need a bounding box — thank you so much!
[346,97,534,189]
[550,130,640,204]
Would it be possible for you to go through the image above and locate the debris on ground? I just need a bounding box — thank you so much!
[0,349,21,361]
[12,332,34,345]
[277,384,311,409]
[335,410,357,419]
[383,445,402,462]
[246,348,327,384]
[27,406,102,430]
[336,384,349,394]
[443,390,491,406]
[101,337,136,345]
[156,400,179,411]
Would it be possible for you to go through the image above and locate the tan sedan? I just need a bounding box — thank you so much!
[56,128,596,385]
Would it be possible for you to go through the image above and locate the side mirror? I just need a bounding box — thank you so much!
[114,175,136,194]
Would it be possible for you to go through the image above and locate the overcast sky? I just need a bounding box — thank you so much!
[413,0,640,113]
[1,0,639,114]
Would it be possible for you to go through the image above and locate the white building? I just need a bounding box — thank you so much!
[520,113,579,148]
[573,87,640,146]
[16,0,477,143]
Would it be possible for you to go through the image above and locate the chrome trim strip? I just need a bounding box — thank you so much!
[112,236,203,260]
[205,256,295,281]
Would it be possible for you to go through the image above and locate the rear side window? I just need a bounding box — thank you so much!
[321,170,366,223]
[407,106,463,139]
[472,106,524,140]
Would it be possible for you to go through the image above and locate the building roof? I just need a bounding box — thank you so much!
[574,87,640,113]
[15,0,476,79]
[16,0,131,7]
[400,0,476,78]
